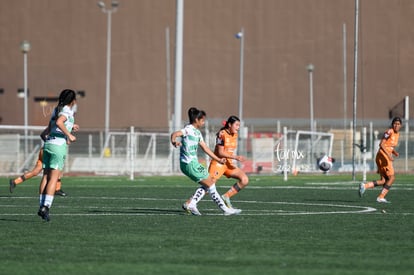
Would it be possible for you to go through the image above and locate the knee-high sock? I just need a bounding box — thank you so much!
[208,184,229,211]
[189,186,207,206]
[44,195,54,208]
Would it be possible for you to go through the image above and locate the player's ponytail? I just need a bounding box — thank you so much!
[188,107,206,124]
[217,115,240,137]
[220,115,240,131]
[56,89,76,114]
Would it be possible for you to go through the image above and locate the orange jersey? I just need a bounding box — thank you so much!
[380,128,400,155]
[376,128,399,177]
[209,129,239,180]
[214,129,238,166]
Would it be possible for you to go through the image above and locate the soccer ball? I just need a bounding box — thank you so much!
[318,155,335,172]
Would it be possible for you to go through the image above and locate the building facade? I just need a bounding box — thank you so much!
[0,0,412,131]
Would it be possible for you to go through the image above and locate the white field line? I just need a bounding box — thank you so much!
[13,184,410,191]
[0,196,379,216]
[1,183,413,216]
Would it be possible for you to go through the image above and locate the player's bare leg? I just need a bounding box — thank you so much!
[377,175,395,203]
[9,160,43,193]
[359,176,386,197]
[222,169,249,208]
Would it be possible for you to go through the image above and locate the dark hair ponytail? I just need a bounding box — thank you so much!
[55,89,76,114]
[220,115,240,131]
[188,107,206,124]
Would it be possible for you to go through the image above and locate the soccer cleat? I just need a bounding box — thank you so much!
[37,206,50,222]
[376,197,390,203]
[182,202,190,213]
[358,182,365,197]
[9,179,16,193]
[55,189,67,197]
[182,202,201,216]
[223,207,242,216]
[221,195,233,209]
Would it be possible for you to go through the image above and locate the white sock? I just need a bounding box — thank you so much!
[189,186,206,207]
[208,184,228,211]
[44,195,54,208]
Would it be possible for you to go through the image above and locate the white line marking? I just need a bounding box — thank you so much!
[0,197,378,216]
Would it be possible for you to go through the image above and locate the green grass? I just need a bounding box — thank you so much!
[1,174,413,275]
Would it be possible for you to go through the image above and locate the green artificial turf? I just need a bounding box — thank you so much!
[0,174,413,274]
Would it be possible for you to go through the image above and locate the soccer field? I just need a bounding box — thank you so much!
[1,174,413,275]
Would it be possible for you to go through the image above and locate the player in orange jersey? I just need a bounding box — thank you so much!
[209,115,249,208]
[359,117,402,203]
[182,115,249,210]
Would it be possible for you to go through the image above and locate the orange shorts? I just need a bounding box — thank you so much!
[375,150,394,178]
[208,160,238,181]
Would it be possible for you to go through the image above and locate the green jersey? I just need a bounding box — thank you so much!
[179,124,204,164]
[47,105,75,146]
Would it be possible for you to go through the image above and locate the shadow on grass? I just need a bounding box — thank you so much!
[87,208,185,215]
[0,218,38,223]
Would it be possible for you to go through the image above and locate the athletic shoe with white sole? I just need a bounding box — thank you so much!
[182,202,202,216]
[182,202,190,213]
[359,182,365,197]
[376,197,390,203]
[223,207,242,216]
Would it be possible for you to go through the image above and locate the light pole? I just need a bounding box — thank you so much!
[98,0,119,141]
[307,63,315,166]
[235,28,245,156]
[307,63,315,133]
[235,28,245,130]
[20,40,31,159]
[352,0,360,180]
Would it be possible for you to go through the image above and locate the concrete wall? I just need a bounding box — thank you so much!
[0,0,412,130]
